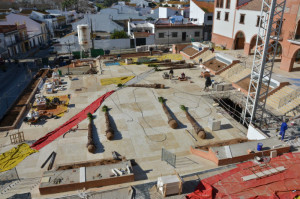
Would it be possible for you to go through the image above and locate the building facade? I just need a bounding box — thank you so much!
[212,0,300,72]
[0,24,29,58]
[190,0,214,41]
[0,13,49,49]
[155,22,203,44]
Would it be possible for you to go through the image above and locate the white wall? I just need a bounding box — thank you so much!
[190,0,206,25]
[155,27,203,44]
[94,38,131,50]
[158,7,177,18]
[234,10,261,43]
[247,124,268,140]
[213,0,264,43]
[146,34,155,45]
[212,0,236,38]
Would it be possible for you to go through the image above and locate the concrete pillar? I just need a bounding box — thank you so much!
[244,43,251,55]
[280,55,294,72]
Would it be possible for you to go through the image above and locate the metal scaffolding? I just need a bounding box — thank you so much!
[243,0,286,126]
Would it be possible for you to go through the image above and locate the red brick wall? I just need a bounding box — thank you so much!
[172,43,191,54]
[190,146,219,165]
[180,47,209,60]
[191,145,290,166]
[215,60,240,75]
[218,146,290,166]
[211,33,235,50]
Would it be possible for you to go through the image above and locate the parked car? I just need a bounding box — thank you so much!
[48,46,57,54]
[51,39,59,44]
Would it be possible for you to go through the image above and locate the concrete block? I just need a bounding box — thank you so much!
[208,118,221,131]
[270,150,277,158]
[242,174,257,181]
[262,170,272,175]
[224,146,232,158]
[276,166,286,171]
[269,169,277,174]
[255,172,265,177]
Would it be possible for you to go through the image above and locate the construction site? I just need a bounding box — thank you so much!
[0,0,300,198]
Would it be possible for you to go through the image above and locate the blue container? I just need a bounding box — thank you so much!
[257,143,263,151]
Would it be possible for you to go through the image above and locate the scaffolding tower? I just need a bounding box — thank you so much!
[243,0,286,127]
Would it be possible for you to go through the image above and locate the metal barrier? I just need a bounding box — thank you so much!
[161,148,176,168]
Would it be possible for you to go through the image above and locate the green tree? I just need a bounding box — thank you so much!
[110,30,129,39]
[62,0,79,10]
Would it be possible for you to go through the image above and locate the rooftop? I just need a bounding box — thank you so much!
[191,0,214,13]
[238,0,263,11]
[0,24,17,33]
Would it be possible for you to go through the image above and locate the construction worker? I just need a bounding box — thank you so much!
[199,58,203,64]
[204,76,212,91]
[169,69,174,80]
[279,119,288,140]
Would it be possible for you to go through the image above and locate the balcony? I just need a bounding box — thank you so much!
[288,31,300,45]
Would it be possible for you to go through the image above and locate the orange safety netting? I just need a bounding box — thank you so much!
[31,90,115,150]
[187,152,300,199]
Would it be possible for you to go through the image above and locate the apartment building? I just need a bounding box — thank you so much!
[0,24,29,58]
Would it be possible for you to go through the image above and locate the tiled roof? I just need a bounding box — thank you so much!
[20,9,33,15]
[238,0,262,11]
[0,25,17,33]
[35,10,50,15]
[191,0,214,13]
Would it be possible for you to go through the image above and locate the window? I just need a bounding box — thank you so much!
[216,11,221,20]
[226,0,230,8]
[159,33,164,38]
[256,16,263,27]
[239,14,245,24]
[216,0,224,8]
[195,32,200,37]
[208,16,213,20]
[225,12,229,21]
[172,32,178,38]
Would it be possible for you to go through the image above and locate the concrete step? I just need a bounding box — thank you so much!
[279,97,300,114]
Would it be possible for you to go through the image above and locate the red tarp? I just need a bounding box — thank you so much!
[31,90,115,150]
[187,152,300,199]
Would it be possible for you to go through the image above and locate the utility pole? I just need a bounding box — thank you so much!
[90,19,94,49]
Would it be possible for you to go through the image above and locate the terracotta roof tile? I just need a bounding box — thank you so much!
[238,0,263,11]
[192,0,214,13]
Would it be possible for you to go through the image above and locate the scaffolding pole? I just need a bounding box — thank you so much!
[243,0,286,127]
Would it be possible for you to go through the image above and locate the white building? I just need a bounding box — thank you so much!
[212,0,264,52]
[154,19,203,44]
[30,10,57,37]
[189,0,214,40]
[151,7,188,19]
[0,13,48,48]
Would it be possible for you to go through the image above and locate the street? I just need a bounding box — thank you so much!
[0,48,52,120]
